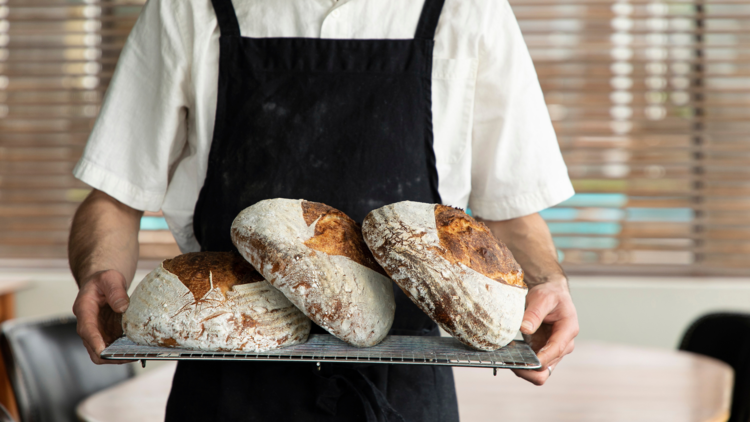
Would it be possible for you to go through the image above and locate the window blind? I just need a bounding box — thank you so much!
[2,0,749,275]
[509,0,750,275]
[0,0,179,260]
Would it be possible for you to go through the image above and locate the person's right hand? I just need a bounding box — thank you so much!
[72,269,131,364]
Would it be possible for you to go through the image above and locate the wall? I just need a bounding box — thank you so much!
[571,276,750,349]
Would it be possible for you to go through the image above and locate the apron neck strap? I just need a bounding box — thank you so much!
[211,0,443,41]
[414,0,445,41]
[211,0,241,37]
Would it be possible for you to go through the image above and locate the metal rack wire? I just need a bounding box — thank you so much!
[102,334,540,371]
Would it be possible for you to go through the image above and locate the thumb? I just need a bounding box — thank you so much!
[98,271,130,313]
[520,290,556,335]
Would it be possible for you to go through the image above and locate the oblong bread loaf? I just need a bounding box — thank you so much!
[362,201,527,351]
[231,198,395,347]
[122,252,311,352]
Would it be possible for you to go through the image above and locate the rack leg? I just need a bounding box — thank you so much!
[141,360,147,368]
[316,362,321,371]
[493,367,497,376]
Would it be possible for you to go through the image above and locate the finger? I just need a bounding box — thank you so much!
[512,341,575,382]
[98,271,130,313]
[512,334,576,385]
[522,324,552,353]
[520,290,557,335]
[535,319,578,366]
[81,338,134,365]
[511,366,549,386]
[76,303,107,354]
[74,290,109,354]
[548,339,575,366]
[76,305,132,365]
[73,277,131,365]
[564,339,575,356]
[82,338,107,365]
[511,352,568,386]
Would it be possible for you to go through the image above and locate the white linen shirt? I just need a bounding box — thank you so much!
[74,0,574,253]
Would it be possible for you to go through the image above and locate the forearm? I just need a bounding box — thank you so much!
[480,212,577,385]
[478,213,565,287]
[68,189,143,287]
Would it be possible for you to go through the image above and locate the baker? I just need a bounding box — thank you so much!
[69,0,579,420]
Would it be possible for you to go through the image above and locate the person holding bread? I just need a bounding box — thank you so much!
[68,0,579,420]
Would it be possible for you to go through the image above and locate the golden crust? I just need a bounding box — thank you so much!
[162,251,264,300]
[124,251,311,352]
[433,205,526,288]
[301,201,387,276]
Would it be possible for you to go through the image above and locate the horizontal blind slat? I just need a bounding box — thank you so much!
[509,0,750,274]
[0,0,173,260]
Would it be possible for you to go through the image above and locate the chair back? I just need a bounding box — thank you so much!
[0,315,133,422]
[0,403,15,422]
[680,312,750,422]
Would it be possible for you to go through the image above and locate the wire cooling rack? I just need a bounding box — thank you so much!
[101,334,540,371]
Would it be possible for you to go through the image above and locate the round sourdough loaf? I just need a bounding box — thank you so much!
[362,201,528,351]
[122,252,310,352]
[231,198,395,347]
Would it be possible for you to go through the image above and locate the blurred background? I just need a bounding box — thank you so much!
[0,0,748,420]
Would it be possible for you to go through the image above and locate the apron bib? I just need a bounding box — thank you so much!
[166,1,458,420]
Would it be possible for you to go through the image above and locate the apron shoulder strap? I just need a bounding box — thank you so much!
[414,0,446,40]
[211,0,241,37]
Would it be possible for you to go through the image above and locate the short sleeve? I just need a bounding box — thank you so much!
[468,0,574,221]
[73,0,192,212]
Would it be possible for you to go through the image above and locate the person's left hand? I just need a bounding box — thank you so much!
[511,277,578,385]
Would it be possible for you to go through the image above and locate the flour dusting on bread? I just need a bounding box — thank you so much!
[231,199,395,348]
[362,201,527,351]
[122,252,310,352]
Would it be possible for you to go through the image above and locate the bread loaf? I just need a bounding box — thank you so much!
[231,199,395,347]
[362,202,527,351]
[122,252,311,352]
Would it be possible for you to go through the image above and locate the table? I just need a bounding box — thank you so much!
[77,362,176,422]
[455,341,733,422]
[0,278,30,420]
[77,342,733,422]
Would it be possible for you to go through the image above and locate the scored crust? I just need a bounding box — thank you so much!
[231,198,395,347]
[362,201,528,351]
[301,201,387,275]
[162,252,264,299]
[434,205,525,288]
[122,252,311,352]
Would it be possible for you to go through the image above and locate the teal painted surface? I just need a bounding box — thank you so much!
[537,193,695,252]
[626,208,693,222]
[140,216,169,230]
[557,193,628,208]
[546,222,622,235]
[553,237,619,249]
[540,207,692,223]
[539,208,579,220]
[539,208,625,221]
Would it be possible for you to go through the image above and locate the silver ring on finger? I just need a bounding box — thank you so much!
[547,366,553,377]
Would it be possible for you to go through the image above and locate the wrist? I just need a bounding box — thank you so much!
[525,273,568,289]
[78,269,127,290]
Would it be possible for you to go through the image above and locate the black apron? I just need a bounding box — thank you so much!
[166,0,458,420]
